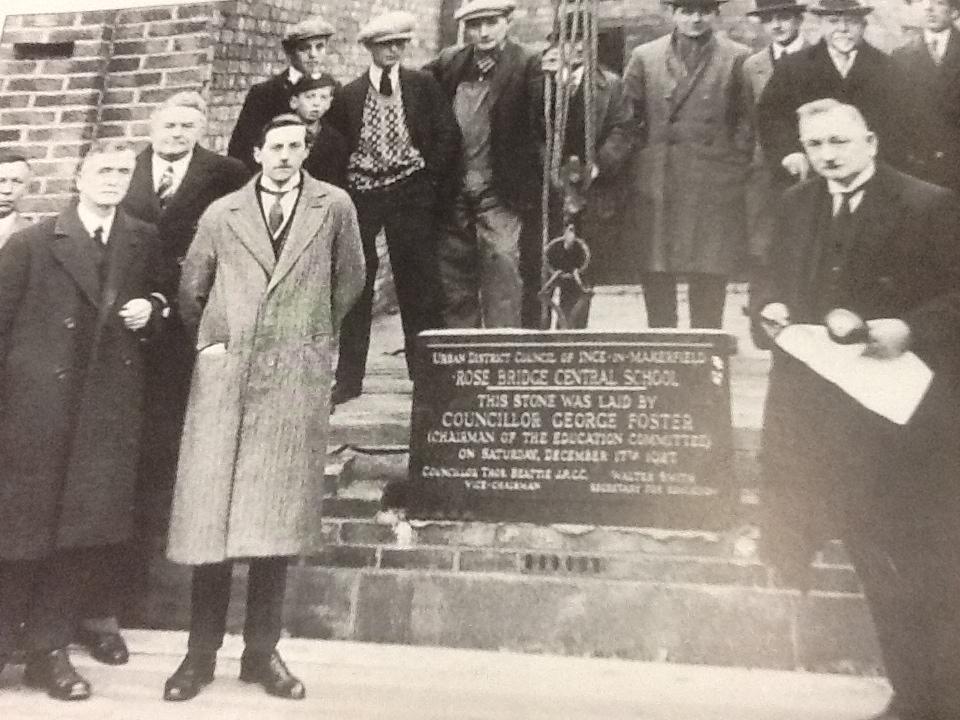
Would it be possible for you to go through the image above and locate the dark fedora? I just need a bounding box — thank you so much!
[664,0,729,8]
[807,0,872,15]
[746,0,806,16]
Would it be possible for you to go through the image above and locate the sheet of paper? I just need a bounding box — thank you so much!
[775,324,933,425]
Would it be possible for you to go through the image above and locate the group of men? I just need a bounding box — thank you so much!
[1,0,960,717]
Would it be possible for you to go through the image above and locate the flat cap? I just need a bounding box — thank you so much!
[291,74,337,95]
[358,11,416,44]
[283,16,335,46]
[454,0,517,22]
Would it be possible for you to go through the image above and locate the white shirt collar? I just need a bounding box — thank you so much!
[258,172,301,238]
[772,33,805,60]
[826,45,858,77]
[368,63,401,95]
[287,66,303,85]
[259,171,302,194]
[924,27,952,57]
[827,161,876,214]
[76,202,116,243]
[0,212,18,242]
[151,148,193,193]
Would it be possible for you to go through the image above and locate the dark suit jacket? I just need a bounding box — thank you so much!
[227,70,339,172]
[749,164,960,588]
[424,40,543,210]
[0,206,162,559]
[123,145,249,301]
[325,67,461,201]
[304,121,348,188]
[757,41,908,182]
[893,29,960,193]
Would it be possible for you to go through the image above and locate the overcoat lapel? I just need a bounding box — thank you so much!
[128,151,162,223]
[163,149,214,218]
[226,181,276,277]
[51,205,102,308]
[267,177,330,293]
[99,210,138,313]
[486,41,522,111]
[667,34,716,117]
[850,168,899,256]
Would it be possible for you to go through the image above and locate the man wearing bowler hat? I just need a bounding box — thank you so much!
[228,16,338,171]
[893,0,960,193]
[742,0,811,270]
[325,10,459,403]
[621,0,753,329]
[757,0,908,185]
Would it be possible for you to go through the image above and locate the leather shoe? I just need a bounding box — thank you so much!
[163,653,215,702]
[239,650,305,699]
[23,648,91,701]
[331,383,361,406]
[76,626,129,665]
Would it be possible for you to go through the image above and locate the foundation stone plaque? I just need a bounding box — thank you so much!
[408,330,737,529]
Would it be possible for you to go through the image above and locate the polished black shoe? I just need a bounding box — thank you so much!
[239,650,305,700]
[163,653,216,702]
[76,626,129,665]
[331,383,361,406]
[23,649,91,701]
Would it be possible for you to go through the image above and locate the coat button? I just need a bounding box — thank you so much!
[56,369,68,380]
[123,358,133,366]
[64,317,75,329]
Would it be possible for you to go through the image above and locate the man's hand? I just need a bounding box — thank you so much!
[119,298,153,331]
[781,152,810,181]
[864,318,911,359]
[759,302,790,339]
[542,46,561,74]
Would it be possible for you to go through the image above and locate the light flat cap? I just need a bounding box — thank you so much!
[283,16,335,47]
[358,11,416,44]
[454,0,517,22]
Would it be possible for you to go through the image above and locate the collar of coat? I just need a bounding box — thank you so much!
[223,172,334,291]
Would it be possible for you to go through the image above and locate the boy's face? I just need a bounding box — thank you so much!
[290,87,334,123]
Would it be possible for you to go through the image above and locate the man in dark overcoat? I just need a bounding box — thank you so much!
[757,0,908,186]
[892,0,960,193]
[0,140,166,701]
[425,0,543,329]
[227,16,337,172]
[621,0,753,328]
[751,99,960,720]
[67,92,249,664]
[325,10,460,402]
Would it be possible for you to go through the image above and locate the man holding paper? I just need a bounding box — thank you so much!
[751,98,960,720]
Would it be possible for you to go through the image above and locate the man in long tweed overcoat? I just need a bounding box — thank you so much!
[0,140,166,701]
[162,115,365,702]
[622,0,754,329]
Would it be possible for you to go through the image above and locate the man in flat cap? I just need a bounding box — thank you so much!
[757,0,908,186]
[742,0,811,276]
[71,92,250,665]
[227,16,338,172]
[621,0,753,329]
[289,74,348,188]
[325,11,459,403]
[893,0,960,193]
[425,0,543,329]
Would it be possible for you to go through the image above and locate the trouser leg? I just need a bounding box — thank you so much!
[382,177,443,383]
[519,206,546,329]
[79,543,125,633]
[641,273,678,328]
[556,275,592,329]
[474,193,522,328]
[0,560,36,657]
[23,550,93,654]
[335,197,383,394]
[242,557,288,656]
[438,193,482,329]
[186,561,233,655]
[688,274,727,329]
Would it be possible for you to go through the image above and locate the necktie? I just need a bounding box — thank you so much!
[260,186,288,235]
[928,38,942,66]
[475,52,497,78]
[156,164,175,206]
[379,71,393,97]
[92,226,104,245]
[831,192,852,253]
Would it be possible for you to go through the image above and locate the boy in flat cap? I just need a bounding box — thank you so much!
[621,0,753,329]
[326,10,460,403]
[425,0,542,330]
[227,16,339,172]
[290,74,348,188]
[893,0,960,193]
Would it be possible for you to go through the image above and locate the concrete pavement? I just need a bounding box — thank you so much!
[0,629,891,719]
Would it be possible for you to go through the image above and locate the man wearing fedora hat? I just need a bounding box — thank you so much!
[325,11,460,403]
[227,16,339,172]
[742,0,811,271]
[425,0,543,330]
[621,0,753,329]
[893,0,960,193]
[757,0,908,186]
